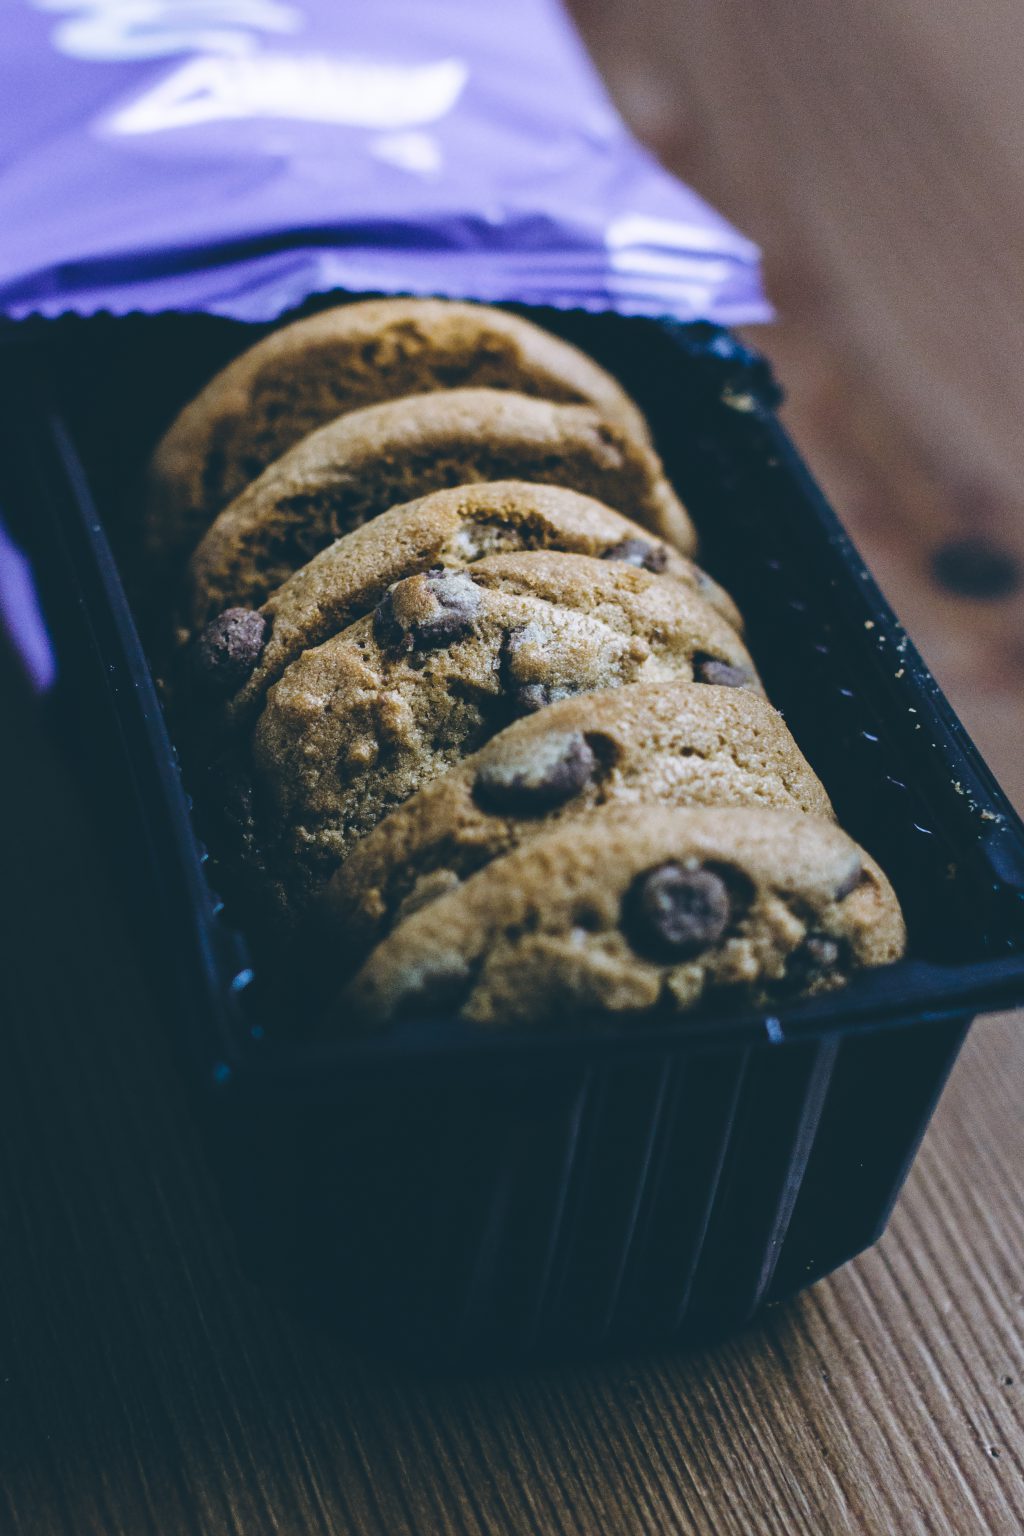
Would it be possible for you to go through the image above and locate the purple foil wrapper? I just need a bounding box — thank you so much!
[1,0,769,324]
[0,519,56,693]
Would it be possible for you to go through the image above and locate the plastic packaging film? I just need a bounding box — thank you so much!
[0,0,768,323]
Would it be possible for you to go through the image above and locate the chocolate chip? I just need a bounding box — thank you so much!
[626,862,732,960]
[692,653,752,688]
[499,624,556,714]
[807,935,841,967]
[602,537,669,573]
[474,730,596,814]
[514,683,552,712]
[833,857,863,902]
[191,608,268,698]
[373,568,480,652]
[783,933,843,993]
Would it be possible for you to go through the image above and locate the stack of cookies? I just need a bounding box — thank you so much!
[146,298,906,1030]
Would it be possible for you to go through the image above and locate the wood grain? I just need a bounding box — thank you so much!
[4,4,1024,1531]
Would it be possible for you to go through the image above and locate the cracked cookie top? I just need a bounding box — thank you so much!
[318,678,833,963]
[181,481,738,737]
[244,552,758,919]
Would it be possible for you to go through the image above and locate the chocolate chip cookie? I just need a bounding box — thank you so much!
[338,805,906,1028]
[185,481,739,733]
[145,298,652,570]
[247,553,760,918]
[319,679,833,964]
[184,388,695,626]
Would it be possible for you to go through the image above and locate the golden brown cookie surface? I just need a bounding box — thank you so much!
[183,482,738,734]
[145,298,652,568]
[247,553,758,919]
[184,388,695,626]
[320,679,832,963]
[339,805,906,1029]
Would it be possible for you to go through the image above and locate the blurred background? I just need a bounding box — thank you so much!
[571,0,1024,807]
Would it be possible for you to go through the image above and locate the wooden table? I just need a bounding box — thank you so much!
[3,7,1024,1532]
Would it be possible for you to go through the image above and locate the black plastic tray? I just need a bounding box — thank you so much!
[4,308,1024,1361]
